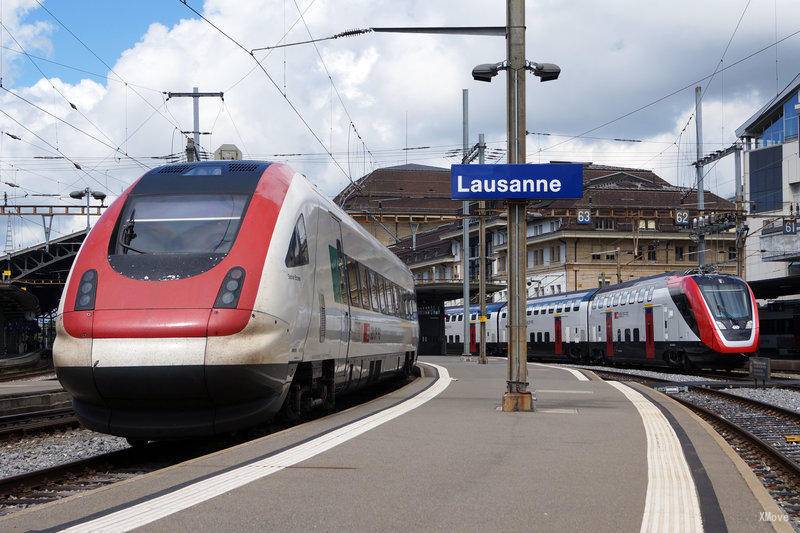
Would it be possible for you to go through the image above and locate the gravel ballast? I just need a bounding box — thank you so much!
[0,429,127,479]
[724,387,800,415]
[561,364,719,383]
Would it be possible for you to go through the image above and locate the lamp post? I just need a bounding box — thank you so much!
[471,0,560,411]
[69,188,107,229]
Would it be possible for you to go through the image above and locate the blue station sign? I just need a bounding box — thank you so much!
[450,163,583,200]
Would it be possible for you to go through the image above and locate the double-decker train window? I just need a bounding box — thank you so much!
[545,332,550,343]
[537,332,542,343]
[285,214,309,267]
[624,329,631,342]
[621,292,628,305]
[612,293,620,306]
[633,328,640,342]
[628,292,636,305]
[573,301,580,311]
[617,329,622,342]
[646,286,654,302]
[637,289,645,303]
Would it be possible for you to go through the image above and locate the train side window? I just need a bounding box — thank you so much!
[605,297,611,309]
[621,292,628,305]
[527,309,532,316]
[285,214,309,267]
[624,329,631,342]
[455,335,460,343]
[368,271,380,311]
[637,289,645,303]
[627,291,636,305]
[617,329,622,342]
[612,293,620,306]
[530,333,535,343]
[633,328,640,342]
[501,312,507,319]
[533,308,538,315]
[573,301,580,311]
[448,335,453,343]
[646,286,654,302]
[545,332,550,343]
[358,264,371,310]
[537,332,542,343]
[346,257,361,308]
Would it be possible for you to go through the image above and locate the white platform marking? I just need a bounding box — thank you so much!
[607,381,703,533]
[58,363,453,533]
[528,362,590,381]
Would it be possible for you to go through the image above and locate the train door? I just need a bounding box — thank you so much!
[554,316,563,355]
[605,312,613,358]
[644,305,655,359]
[329,215,351,362]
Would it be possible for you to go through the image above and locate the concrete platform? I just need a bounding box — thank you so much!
[0,357,790,532]
[0,379,67,416]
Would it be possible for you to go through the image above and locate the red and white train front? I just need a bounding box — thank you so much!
[667,273,759,361]
[54,161,295,439]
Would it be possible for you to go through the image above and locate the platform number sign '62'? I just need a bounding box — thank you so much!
[675,210,690,226]
[576,209,591,225]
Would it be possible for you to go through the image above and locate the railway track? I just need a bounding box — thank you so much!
[591,368,800,527]
[0,367,56,383]
[0,406,78,437]
[0,373,415,517]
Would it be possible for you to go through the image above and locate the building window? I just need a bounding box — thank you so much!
[638,219,656,231]
[647,243,657,261]
[688,245,697,260]
[593,218,615,230]
[728,246,737,261]
[550,245,561,263]
[675,246,685,262]
[555,284,562,293]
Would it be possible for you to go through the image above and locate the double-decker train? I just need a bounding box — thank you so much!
[446,272,758,369]
[54,161,418,441]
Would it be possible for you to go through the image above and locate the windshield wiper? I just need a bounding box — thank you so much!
[118,209,147,254]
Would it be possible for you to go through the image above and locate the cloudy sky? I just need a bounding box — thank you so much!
[0,0,799,244]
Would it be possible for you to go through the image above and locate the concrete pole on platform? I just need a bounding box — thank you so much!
[462,89,471,356]
[478,133,488,365]
[502,0,532,411]
[695,86,705,268]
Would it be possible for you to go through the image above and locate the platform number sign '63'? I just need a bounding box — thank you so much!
[675,210,690,226]
[576,209,591,225]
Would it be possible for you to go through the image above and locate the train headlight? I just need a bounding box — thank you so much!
[715,320,727,330]
[74,269,98,311]
[745,320,753,329]
[214,267,245,309]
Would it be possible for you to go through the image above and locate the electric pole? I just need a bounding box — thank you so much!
[694,86,705,267]
[462,89,471,357]
[734,144,744,277]
[478,133,488,365]
[502,0,532,411]
[165,87,224,160]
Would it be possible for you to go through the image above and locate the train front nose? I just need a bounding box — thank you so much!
[57,308,294,439]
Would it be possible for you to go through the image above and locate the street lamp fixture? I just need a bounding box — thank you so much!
[471,60,561,82]
[69,187,106,229]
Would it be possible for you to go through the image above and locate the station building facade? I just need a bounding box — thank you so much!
[336,163,737,302]
[736,78,800,283]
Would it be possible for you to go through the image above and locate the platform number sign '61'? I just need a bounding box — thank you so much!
[784,219,797,235]
[675,210,690,226]
[576,209,591,225]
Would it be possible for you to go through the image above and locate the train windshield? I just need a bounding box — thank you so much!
[695,277,751,321]
[113,194,248,255]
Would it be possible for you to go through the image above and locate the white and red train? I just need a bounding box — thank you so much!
[446,272,759,369]
[54,161,418,441]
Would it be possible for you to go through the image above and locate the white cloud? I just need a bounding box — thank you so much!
[0,0,799,246]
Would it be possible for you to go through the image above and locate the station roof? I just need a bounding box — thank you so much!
[0,229,88,314]
[748,275,800,300]
[335,163,732,218]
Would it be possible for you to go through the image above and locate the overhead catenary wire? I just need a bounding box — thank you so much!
[178,0,352,184]
[291,0,376,171]
[538,24,800,154]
